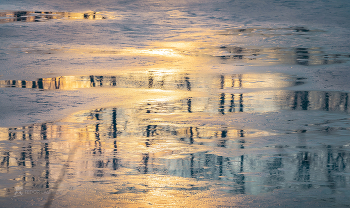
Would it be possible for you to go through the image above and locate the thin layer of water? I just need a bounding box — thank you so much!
[1,100,350,207]
[1,71,350,207]
[1,0,350,207]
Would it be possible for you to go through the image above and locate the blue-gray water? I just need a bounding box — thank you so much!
[1,0,350,207]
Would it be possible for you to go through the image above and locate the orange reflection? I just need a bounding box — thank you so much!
[0,72,303,90]
[0,11,109,23]
[1,6,350,207]
[1,83,350,206]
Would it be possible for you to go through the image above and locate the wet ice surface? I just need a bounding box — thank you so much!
[1,0,350,207]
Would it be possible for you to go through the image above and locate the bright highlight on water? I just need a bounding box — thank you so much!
[1,0,350,207]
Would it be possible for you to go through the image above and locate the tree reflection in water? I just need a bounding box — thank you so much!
[1,101,349,198]
[0,11,107,23]
[0,72,349,206]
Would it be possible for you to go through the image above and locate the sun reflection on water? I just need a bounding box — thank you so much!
[0,17,350,207]
[1,71,349,206]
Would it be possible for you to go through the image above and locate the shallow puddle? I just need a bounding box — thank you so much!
[0,72,303,90]
[1,71,350,207]
[0,11,109,23]
[1,1,350,207]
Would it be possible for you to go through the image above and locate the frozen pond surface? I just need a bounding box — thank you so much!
[1,0,350,207]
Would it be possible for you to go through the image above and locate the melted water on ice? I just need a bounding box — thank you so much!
[1,0,350,207]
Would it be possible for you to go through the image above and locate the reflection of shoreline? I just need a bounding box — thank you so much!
[0,73,302,90]
[0,11,107,23]
[137,90,350,114]
[216,46,349,66]
[0,106,349,198]
[281,91,349,112]
[0,71,349,199]
[214,27,350,66]
[1,73,348,116]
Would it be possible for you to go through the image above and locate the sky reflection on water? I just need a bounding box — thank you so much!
[1,71,350,207]
[0,11,108,23]
[1,1,350,207]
